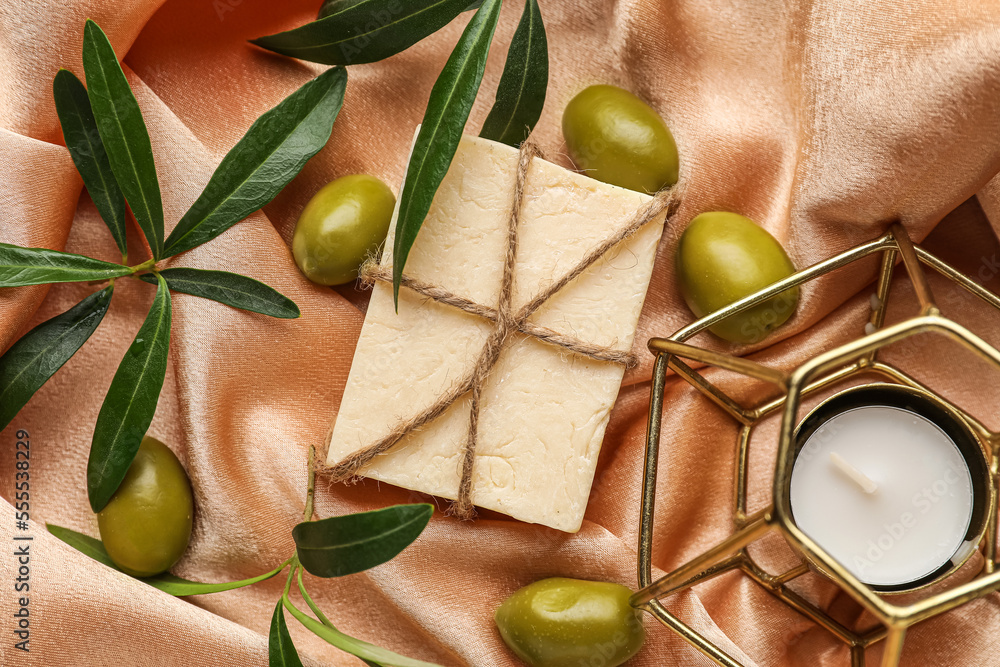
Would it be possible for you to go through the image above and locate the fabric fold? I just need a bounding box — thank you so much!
[3,0,1000,665]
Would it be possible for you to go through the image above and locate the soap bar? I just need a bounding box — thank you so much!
[326,133,666,533]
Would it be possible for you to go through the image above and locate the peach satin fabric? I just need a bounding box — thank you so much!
[4,1,1000,665]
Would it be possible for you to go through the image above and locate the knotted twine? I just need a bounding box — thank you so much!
[324,140,684,519]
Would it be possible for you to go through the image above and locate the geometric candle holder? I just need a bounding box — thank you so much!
[630,224,1000,667]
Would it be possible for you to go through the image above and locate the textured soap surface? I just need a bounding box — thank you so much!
[327,134,666,532]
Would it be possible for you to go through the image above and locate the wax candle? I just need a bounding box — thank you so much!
[789,386,986,591]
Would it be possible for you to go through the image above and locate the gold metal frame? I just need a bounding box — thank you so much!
[631,225,1000,666]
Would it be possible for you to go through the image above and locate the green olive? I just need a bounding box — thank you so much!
[562,84,679,194]
[292,174,397,286]
[676,211,799,344]
[495,577,645,667]
[97,436,193,577]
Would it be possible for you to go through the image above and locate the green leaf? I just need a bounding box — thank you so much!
[87,273,171,512]
[138,268,299,319]
[46,524,284,595]
[0,286,113,431]
[479,0,548,147]
[284,596,441,667]
[46,523,119,569]
[0,243,131,287]
[161,68,348,258]
[316,0,340,19]
[141,568,286,596]
[293,504,432,578]
[82,19,164,259]
[391,0,502,306]
[52,70,128,258]
[253,0,468,67]
[269,600,305,667]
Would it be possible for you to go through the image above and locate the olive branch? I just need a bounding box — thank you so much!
[3,0,550,499]
[0,19,347,512]
[50,448,441,667]
[4,17,438,665]
[252,0,550,309]
[2,3,553,663]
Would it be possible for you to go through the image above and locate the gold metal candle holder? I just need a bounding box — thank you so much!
[631,224,1000,667]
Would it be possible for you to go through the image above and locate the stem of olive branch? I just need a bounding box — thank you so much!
[127,258,156,274]
[297,566,335,628]
[304,445,316,522]
[281,561,313,624]
[282,560,297,599]
[274,448,318,623]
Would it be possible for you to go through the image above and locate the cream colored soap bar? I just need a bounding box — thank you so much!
[327,133,666,532]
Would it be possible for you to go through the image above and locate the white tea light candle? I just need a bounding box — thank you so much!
[790,385,987,591]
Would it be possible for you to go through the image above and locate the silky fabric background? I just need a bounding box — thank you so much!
[3,0,1000,665]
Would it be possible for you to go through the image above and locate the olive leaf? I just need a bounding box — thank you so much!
[0,243,131,287]
[139,268,299,319]
[292,504,433,578]
[318,0,479,20]
[87,273,171,512]
[283,596,440,667]
[141,569,288,596]
[269,600,305,667]
[82,19,164,259]
[161,67,348,258]
[479,0,548,147]
[0,286,113,431]
[52,70,128,258]
[46,524,285,595]
[46,523,119,568]
[316,0,339,18]
[391,0,502,306]
[252,0,468,67]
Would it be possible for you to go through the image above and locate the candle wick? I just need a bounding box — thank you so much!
[829,452,879,494]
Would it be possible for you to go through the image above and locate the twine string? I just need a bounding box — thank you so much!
[359,264,638,365]
[326,140,684,518]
